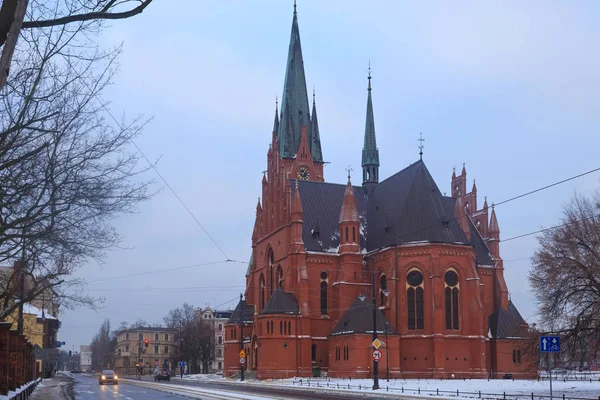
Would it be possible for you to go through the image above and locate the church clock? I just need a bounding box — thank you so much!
[297,166,310,180]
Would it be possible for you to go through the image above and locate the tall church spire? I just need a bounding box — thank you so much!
[277,2,322,162]
[310,90,323,162]
[362,64,379,189]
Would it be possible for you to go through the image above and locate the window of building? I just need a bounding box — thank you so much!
[217,349,222,357]
[380,274,387,306]
[513,349,521,364]
[344,345,349,361]
[320,270,328,315]
[259,274,266,310]
[268,249,274,295]
[218,362,222,370]
[218,324,222,332]
[138,333,143,341]
[288,321,291,335]
[154,345,159,354]
[125,333,129,340]
[164,346,168,354]
[345,227,349,242]
[125,345,129,352]
[154,333,159,341]
[407,269,424,330]
[165,333,169,341]
[311,344,316,362]
[218,336,222,344]
[280,321,283,334]
[352,227,356,243]
[335,347,340,361]
[277,265,284,288]
[444,269,460,330]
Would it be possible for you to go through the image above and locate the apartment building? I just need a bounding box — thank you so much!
[113,327,176,376]
[199,307,233,373]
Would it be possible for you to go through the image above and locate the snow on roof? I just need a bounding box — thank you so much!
[22,303,56,320]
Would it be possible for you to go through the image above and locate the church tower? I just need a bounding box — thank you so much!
[362,68,379,193]
[277,2,324,182]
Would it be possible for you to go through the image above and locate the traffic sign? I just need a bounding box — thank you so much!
[372,338,382,349]
[239,350,246,358]
[372,350,382,360]
[179,361,185,367]
[240,358,246,364]
[540,336,560,352]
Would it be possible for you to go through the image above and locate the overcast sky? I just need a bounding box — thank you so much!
[60,0,600,350]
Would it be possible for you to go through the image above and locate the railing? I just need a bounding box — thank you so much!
[6,378,41,400]
[291,378,600,400]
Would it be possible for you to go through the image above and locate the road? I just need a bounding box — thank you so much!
[70,373,411,399]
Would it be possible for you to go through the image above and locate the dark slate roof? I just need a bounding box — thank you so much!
[260,288,300,315]
[443,197,494,266]
[366,160,469,251]
[330,296,396,336]
[227,299,254,324]
[489,300,528,339]
[294,180,369,253]
[214,310,234,319]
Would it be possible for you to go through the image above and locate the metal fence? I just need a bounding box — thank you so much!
[291,378,600,400]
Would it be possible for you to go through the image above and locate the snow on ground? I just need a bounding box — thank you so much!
[177,374,600,400]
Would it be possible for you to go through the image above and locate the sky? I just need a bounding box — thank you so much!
[59,0,600,350]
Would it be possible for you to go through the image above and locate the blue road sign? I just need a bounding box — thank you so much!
[540,336,560,352]
[179,361,184,367]
[55,342,62,348]
[62,341,66,345]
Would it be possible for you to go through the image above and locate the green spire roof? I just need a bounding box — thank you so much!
[273,99,279,133]
[362,72,379,167]
[310,91,323,161]
[277,4,323,162]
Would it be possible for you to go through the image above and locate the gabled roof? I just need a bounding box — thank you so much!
[260,288,300,315]
[488,300,528,339]
[294,180,369,253]
[443,196,494,266]
[227,299,254,324]
[330,296,396,336]
[367,160,469,250]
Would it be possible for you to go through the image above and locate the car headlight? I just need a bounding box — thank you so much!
[101,375,106,380]
[114,375,118,379]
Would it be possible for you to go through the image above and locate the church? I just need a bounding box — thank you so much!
[224,4,534,380]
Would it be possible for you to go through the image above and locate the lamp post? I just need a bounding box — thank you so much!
[371,256,379,390]
[239,293,245,382]
[385,321,390,382]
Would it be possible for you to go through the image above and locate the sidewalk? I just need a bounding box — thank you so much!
[30,375,74,400]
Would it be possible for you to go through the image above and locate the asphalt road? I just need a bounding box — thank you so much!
[70,374,185,400]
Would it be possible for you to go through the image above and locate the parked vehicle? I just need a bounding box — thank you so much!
[154,370,170,382]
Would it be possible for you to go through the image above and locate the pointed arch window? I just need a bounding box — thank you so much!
[345,227,349,243]
[259,274,265,310]
[407,269,424,330]
[268,250,274,295]
[352,227,356,243]
[445,270,459,330]
[320,270,328,315]
[379,274,387,306]
[277,265,284,288]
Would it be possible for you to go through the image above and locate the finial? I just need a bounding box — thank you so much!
[418,133,425,160]
[293,0,297,14]
[276,95,278,109]
[367,60,372,90]
[239,293,243,301]
[345,165,353,182]
[491,202,495,209]
[313,87,315,104]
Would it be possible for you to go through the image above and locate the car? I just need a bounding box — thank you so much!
[99,369,118,385]
[154,370,170,382]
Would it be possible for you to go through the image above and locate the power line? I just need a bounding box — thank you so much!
[87,259,245,283]
[101,101,231,261]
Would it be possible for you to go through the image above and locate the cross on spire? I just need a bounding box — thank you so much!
[345,165,353,182]
[262,169,268,176]
[418,133,425,160]
[293,0,297,14]
[367,60,372,90]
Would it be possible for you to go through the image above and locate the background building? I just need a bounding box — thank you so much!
[80,345,92,372]
[113,327,176,377]
[200,307,233,373]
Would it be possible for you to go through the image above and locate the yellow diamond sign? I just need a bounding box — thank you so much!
[239,350,246,358]
[372,339,383,349]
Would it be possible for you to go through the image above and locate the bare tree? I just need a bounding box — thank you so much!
[529,191,600,362]
[0,0,153,86]
[0,3,154,320]
[164,304,215,374]
[90,318,116,370]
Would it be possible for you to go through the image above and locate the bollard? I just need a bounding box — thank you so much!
[348,384,350,389]
[402,387,404,393]
[457,390,459,396]
[386,386,388,392]
[437,389,439,395]
[504,392,506,400]
[359,384,361,390]
[418,388,421,394]
[562,395,565,400]
[532,393,534,400]
[479,391,481,398]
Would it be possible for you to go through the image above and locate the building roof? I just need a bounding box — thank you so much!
[214,310,234,320]
[227,299,254,324]
[22,303,57,320]
[488,300,528,339]
[260,288,300,316]
[443,196,494,266]
[330,296,396,336]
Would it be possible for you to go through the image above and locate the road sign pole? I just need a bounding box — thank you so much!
[371,256,379,390]
[549,353,553,400]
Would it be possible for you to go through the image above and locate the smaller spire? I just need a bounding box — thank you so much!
[472,179,477,193]
[489,203,500,234]
[452,167,456,179]
[483,196,488,210]
[256,197,262,213]
[339,177,359,223]
[461,162,467,176]
[292,180,303,216]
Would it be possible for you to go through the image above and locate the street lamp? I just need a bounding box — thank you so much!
[384,321,390,382]
[239,293,245,382]
[371,256,379,390]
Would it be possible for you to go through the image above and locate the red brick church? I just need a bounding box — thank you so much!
[224,4,534,380]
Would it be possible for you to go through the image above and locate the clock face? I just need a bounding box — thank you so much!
[297,166,310,181]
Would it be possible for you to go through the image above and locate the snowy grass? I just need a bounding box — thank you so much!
[177,374,600,400]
